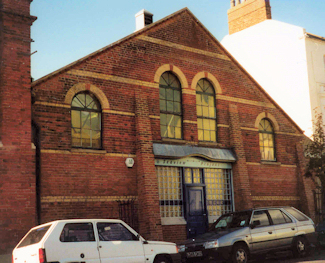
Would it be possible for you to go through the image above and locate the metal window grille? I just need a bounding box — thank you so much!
[156,166,183,218]
[117,199,139,232]
[204,168,233,218]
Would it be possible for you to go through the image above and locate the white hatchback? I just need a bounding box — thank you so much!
[12,219,180,263]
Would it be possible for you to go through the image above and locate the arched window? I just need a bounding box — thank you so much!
[259,118,275,161]
[71,92,102,148]
[159,72,182,139]
[196,78,216,142]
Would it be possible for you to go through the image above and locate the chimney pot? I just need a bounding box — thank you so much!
[135,9,153,31]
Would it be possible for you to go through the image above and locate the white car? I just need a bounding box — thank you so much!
[12,219,181,263]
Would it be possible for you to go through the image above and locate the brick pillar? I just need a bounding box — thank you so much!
[295,142,316,221]
[228,104,253,210]
[228,0,272,35]
[0,0,37,254]
[135,88,163,240]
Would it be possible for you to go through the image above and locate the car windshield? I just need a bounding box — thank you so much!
[209,211,252,232]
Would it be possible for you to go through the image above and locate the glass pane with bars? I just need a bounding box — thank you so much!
[204,168,232,218]
[156,166,183,218]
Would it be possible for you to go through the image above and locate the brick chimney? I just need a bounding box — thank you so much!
[228,0,272,34]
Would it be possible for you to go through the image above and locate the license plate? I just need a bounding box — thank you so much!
[186,251,203,258]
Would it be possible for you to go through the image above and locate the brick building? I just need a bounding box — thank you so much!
[0,0,316,258]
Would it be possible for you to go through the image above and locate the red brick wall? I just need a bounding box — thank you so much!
[0,0,37,254]
[228,0,272,35]
[29,9,313,245]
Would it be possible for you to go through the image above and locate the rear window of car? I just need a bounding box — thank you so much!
[17,225,51,248]
[284,207,309,222]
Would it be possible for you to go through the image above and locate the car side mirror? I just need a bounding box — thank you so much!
[250,220,261,229]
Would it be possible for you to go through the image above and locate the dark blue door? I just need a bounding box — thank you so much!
[186,187,207,238]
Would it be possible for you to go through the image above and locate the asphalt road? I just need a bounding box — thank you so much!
[257,249,325,263]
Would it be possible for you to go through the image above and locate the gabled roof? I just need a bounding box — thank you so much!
[32,7,303,134]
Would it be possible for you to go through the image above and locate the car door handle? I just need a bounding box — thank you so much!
[268,231,273,234]
[291,228,295,231]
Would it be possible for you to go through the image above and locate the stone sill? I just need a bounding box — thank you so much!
[198,141,224,148]
[261,160,281,166]
[71,148,107,154]
[160,138,188,145]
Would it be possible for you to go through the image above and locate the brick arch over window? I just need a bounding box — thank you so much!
[65,83,109,110]
[254,112,279,132]
[191,71,222,94]
[154,64,188,89]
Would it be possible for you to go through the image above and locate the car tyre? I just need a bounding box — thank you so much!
[231,243,249,263]
[154,255,170,263]
[292,236,308,258]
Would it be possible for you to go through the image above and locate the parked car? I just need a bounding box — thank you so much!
[316,220,325,246]
[12,219,181,263]
[177,207,316,263]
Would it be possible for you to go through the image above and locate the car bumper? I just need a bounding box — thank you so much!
[180,246,231,263]
[170,253,182,263]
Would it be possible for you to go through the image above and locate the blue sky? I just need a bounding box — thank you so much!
[31,0,325,80]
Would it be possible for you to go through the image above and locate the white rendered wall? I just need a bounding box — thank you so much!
[221,20,312,136]
[305,37,325,128]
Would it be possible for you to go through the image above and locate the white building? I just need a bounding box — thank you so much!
[221,0,325,136]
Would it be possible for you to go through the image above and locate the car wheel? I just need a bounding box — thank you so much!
[154,255,170,263]
[231,243,249,263]
[292,236,308,258]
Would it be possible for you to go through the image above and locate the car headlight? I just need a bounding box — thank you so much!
[177,244,185,253]
[203,240,218,249]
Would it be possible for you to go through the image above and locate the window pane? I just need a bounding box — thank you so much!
[210,119,216,130]
[60,223,95,242]
[18,225,51,248]
[160,114,167,125]
[204,130,210,141]
[174,102,181,113]
[196,94,201,105]
[71,128,81,147]
[175,116,181,127]
[210,131,216,142]
[97,223,136,241]
[203,119,210,130]
[168,125,174,138]
[167,101,173,112]
[209,107,216,118]
[161,125,167,138]
[175,128,181,139]
[72,94,85,108]
[91,113,101,130]
[268,209,286,225]
[174,90,181,102]
[159,88,166,100]
[167,89,173,101]
[197,118,203,129]
[252,210,270,227]
[202,95,209,107]
[197,105,202,116]
[198,129,203,141]
[160,100,166,111]
[81,129,91,147]
[202,106,209,117]
[81,112,91,129]
[71,110,80,128]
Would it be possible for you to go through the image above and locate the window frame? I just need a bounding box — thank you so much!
[71,91,102,149]
[196,78,217,142]
[159,71,183,140]
[259,118,276,161]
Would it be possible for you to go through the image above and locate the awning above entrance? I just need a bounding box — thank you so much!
[153,143,236,162]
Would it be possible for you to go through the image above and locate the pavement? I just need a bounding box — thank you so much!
[258,248,325,263]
